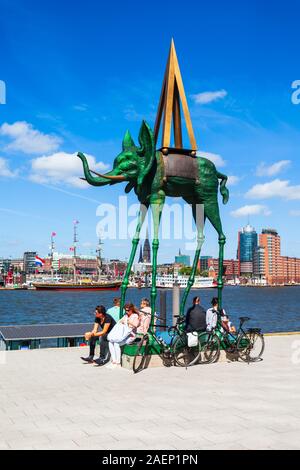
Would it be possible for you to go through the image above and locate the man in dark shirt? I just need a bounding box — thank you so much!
[185,296,207,332]
[81,305,116,366]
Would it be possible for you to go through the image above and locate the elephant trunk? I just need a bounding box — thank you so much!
[77,152,124,186]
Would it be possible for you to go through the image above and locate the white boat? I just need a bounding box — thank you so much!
[155,274,216,289]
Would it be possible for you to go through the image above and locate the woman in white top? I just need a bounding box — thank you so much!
[206,297,235,333]
[107,303,140,369]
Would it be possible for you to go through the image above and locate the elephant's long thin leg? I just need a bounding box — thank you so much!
[180,202,205,316]
[217,234,226,308]
[150,193,165,318]
[204,201,226,309]
[120,203,149,317]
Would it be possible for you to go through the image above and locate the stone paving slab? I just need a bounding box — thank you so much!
[0,334,299,450]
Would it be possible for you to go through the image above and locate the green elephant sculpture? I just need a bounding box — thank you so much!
[78,120,229,319]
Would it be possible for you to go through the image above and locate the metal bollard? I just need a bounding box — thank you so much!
[172,281,180,325]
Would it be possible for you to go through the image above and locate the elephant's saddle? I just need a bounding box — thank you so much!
[162,152,199,181]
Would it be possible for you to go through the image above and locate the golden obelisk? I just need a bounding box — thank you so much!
[154,39,197,155]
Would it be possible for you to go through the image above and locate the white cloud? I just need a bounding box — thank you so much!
[231,204,271,218]
[227,175,241,186]
[246,179,300,200]
[191,90,227,105]
[197,151,226,167]
[124,106,143,122]
[0,157,18,178]
[30,152,109,188]
[0,121,61,154]
[289,210,300,217]
[256,160,291,177]
[73,104,88,112]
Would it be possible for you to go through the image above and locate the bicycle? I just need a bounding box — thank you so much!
[196,316,265,364]
[132,314,200,373]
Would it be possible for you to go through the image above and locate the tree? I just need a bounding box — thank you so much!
[200,270,209,277]
[179,266,201,276]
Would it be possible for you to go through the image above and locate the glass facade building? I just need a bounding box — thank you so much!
[238,224,258,275]
[239,224,258,262]
[175,249,190,266]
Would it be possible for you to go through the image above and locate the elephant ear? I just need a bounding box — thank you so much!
[137,120,155,188]
[122,130,135,150]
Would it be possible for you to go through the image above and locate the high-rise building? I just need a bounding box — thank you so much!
[253,246,266,279]
[199,256,212,272]
[259,229,282,285]
[238,224,258,275]
[175,249,190,267]
[23,252,37,274]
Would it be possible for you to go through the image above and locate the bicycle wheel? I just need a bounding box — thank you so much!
[132,335,149,373]
[198,332,220,364]
[237,331,265,362]
[173,334,200,367]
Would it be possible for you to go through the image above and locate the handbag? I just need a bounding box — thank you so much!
[187,332,198,348]
[107,318,132,343]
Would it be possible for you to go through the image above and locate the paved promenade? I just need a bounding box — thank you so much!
[0,334,300,450]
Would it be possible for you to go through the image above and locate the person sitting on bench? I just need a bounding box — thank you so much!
[206,297,236,333]
[107,297,122,322]
[137,298,152,335]
[81,305,116,366]
[185,296,207,333]
[106,303,140,369]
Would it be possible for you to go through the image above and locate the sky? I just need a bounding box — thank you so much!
[0,0,300,263]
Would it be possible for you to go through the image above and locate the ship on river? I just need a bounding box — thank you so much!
[33,279,121,291]
[155,274,216,289]
[33,223,121,292]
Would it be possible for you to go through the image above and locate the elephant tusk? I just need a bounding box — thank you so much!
[90,170,126,181]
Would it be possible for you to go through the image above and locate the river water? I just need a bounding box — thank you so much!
[0,286,299,333]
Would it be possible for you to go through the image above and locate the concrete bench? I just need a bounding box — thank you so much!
[121,340,239,370]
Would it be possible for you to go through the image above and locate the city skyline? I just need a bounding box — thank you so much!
[1,1,300,262]
[0,223,297,266]
[2,221,300,286]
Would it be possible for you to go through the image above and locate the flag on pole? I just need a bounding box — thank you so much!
[69,247,75,252]
[35,256,45,267]
[51,232,56,237]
